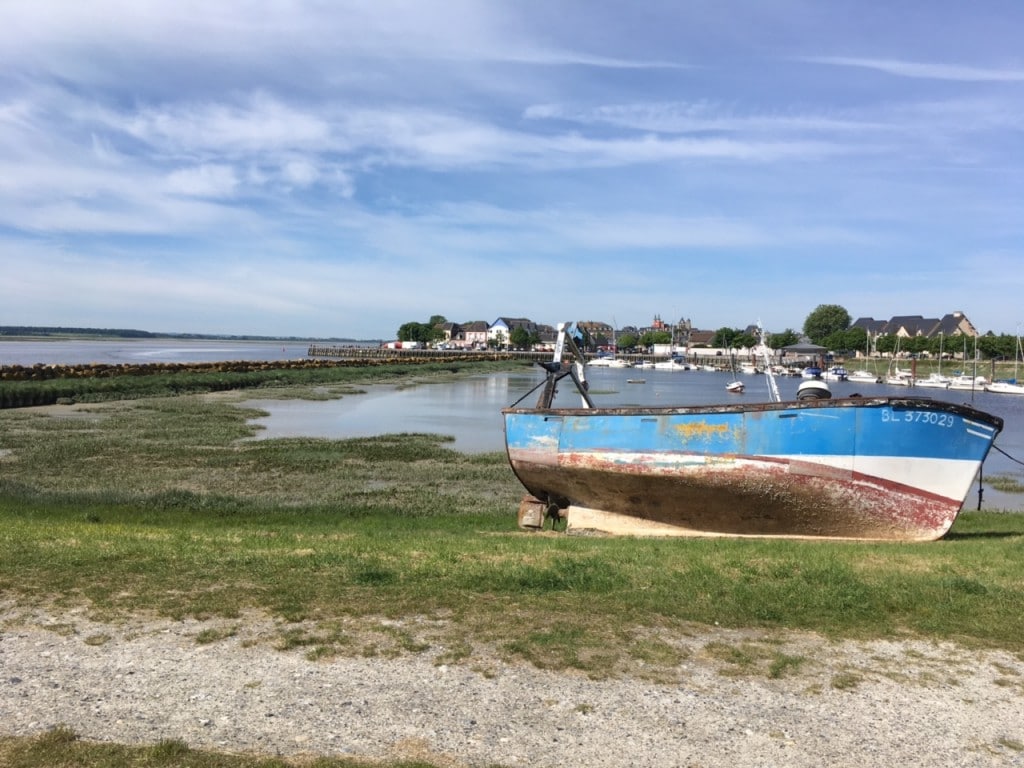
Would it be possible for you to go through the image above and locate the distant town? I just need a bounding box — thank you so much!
[410,311,985,353]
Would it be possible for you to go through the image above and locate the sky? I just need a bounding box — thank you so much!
[2,1,1023,340]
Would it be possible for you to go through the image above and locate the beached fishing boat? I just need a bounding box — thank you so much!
[504,322,1003,542]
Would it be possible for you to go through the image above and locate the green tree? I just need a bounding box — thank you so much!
[398,317,447,344]
[975,333,1015,361]
[711,327,740,348]
[638,330,672,347]
[396,322,432,343]
[509,327,531,349]
[875,334,897,356]
[733,332,757,349]
[803,304,851,344]
[768,329,800,349]
[821,326,867,355]
[616,332,638,351]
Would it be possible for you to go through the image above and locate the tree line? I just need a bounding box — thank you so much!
[801,304,1021,360]
[396,308,1022,360]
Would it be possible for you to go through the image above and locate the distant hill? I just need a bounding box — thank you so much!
[0,326,372,342]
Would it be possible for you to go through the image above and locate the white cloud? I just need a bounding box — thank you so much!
[118,94,332,155]
[806,56,1024,82]
[166,164,239,198]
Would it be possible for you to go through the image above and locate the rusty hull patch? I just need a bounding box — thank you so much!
[508,454,958,541]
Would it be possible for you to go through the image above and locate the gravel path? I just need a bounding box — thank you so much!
[2,608,1023,767]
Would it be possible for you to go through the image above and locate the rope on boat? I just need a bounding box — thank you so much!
[991,443,1024,468]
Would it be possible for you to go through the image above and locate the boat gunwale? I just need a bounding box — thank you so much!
[502,395,1004,433]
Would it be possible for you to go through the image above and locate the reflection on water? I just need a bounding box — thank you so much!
[245,373,542,453]
[245,367,1024,511]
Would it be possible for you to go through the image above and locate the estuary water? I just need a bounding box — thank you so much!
[0,338,370,366]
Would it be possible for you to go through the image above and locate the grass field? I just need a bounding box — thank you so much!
[1,371,1023,766]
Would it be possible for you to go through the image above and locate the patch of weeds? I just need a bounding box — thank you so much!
[435,642,473,666]
[704,641,807,680]
[273,627,321,651]
[628,637,688,668]
[149,738,192,759]
[379,625,431,654]
[502,624,620,677]
[768,653,807,679]
[83,633,110,646]
[305,645,339,661]
[273,624,350,660]
[998,737,1024,752]
[831,671,863,690]
[992,661,1020,677]
[575,703,595,715]
[987,475,1024,494]
[36,724,78,746]
[704,641,759,675]
[43,622,76,637]
[195,625,238,645]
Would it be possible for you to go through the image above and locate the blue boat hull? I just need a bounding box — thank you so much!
[503,396,1003,541]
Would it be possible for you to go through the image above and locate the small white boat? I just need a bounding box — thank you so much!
[985,332,1023,395]
[725,380,745,393]
[949,374,989,391]
[986,380,1024,395]
[653,359,688,371]
[822,365,848,382]
[848,369,881,384]
[915,373,951,389]
[886,364,913,386]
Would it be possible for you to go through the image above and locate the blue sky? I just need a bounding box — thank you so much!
[2,1,1023,339]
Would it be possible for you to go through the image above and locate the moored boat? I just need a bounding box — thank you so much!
[915,373,951,389]
[949,374,989,391]
[504,322,1003,542]
[653,358,688,371]
[985,380,1024,395]
[985,331,1024,395]
[847,369,882,384]
[822,365,848,381]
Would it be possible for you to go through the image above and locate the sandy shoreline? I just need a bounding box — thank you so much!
[2,608,1022,767]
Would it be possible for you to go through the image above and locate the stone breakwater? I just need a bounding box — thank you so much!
[0,353,513,381]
